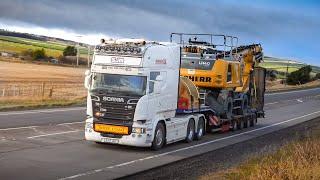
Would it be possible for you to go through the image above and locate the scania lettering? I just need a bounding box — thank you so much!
[103,96,125,103]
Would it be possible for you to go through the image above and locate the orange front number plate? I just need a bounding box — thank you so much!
[94,124,129,135]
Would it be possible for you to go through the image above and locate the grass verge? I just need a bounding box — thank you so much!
[201,126,320,180]
[0,97,86,112]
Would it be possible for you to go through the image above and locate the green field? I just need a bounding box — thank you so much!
[1,35,319,74]
[261,57,320,74]
[0,35,88,58]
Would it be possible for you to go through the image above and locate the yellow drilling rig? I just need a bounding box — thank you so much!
[172,33,266,130]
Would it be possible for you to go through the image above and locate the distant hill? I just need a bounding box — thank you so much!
[0,29,87,46]
[0,29,319,74]
[0,30,89,58]
[261,56,320,75]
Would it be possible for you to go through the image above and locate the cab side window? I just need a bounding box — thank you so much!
[149,71,160,93]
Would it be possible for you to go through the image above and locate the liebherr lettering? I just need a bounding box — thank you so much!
[185,76,212,82]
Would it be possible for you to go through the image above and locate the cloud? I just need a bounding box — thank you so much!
[0,0,319,64]
[1,0,318,40]
[0,0,201,39]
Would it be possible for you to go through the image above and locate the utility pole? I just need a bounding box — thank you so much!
[76,35,82,67]
[87,46,91,68]
[285,60,290,87]
[76,43,79,67]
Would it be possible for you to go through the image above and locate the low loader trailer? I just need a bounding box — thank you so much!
[84,35,265,150]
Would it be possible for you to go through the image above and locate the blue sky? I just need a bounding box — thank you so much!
[0,0,319,65]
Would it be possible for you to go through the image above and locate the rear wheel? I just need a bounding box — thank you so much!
[225,97,233,119]
[244,118,250,128]
[237,120,244,129]
[250,115,257,127]
[240,95,249,115]
[151,123,165,150]
[195,118,205,140]
[185,119,195,143]
[232,120,238,131]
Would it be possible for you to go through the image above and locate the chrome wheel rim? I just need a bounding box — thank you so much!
[188,125,194,140]
[198,126,203,137]
[155,129,163,146]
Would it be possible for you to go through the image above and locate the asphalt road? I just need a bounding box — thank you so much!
[0,87,319,180]
[0,87,319,129]
[124,117,320,179]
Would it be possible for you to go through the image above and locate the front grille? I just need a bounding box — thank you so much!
[92,96,138,125]
[100,102,135,121]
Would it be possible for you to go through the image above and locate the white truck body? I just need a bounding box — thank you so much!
[84,40,204,148]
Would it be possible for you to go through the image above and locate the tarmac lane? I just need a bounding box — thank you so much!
[0,88,319,179]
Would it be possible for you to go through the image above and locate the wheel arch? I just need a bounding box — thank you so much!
[153,119,167,144]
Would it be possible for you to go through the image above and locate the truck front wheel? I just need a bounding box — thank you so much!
[151,123,165,150]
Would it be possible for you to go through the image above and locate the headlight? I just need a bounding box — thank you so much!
[94,112,104,117]
[132,127,146,134]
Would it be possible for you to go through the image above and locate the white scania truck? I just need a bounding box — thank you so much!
[84,39,206,150]
[84,36,265,150]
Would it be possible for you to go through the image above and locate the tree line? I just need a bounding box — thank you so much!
[22,46,77,60]
[287,65,320,85]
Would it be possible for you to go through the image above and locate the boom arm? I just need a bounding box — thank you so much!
[235,44,263,93]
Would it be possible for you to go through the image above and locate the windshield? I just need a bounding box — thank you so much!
[91,73,147,96]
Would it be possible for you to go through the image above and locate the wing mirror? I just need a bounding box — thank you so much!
[84,70,92,89]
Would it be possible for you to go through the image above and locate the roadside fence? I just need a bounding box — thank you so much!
[0,82,86,100]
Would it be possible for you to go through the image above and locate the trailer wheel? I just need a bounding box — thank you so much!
[240,95,249,115]
[185,119,195,143]
[151,123,165,150]
[244,118,250,128]
[250,118,255,127]
[195,118,205,140]
[250,115,257,127]
[237,120,244,129]
[232,120,238,131]
[225,97,233,119]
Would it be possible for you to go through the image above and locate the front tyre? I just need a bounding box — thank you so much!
[151,123,165,150]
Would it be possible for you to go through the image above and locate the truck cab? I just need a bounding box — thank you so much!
[84,39,204,149]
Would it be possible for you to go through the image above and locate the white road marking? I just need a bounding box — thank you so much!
[0,107,85,116]
[0,121,83,131]
[265,87,320,96]
[57,121,84,126]
[59,110,320,180]
[57,122,83,131]
[265,102,279,105]
[297,99,303,103]
[27,130,81,139]
[0,126,40,131]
